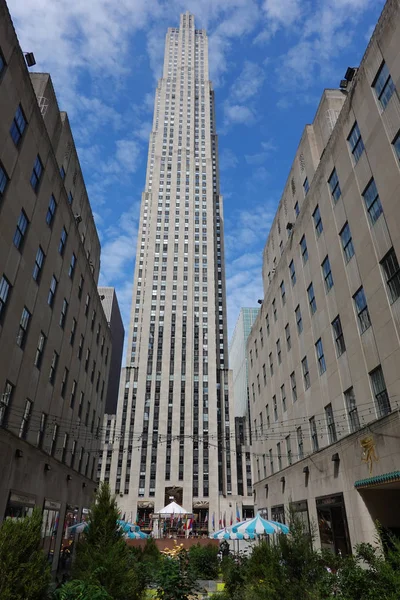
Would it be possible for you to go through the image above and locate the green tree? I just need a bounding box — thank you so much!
[72,482,145,600]
[156,548,199,600]
[0,508,51,600]
[188,543,219,579]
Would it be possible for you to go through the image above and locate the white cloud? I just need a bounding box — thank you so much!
[103,139,141,175]
[135,121,153,143]
[224,103,256,126]
[230,61,265,102]
[220,148,239,171]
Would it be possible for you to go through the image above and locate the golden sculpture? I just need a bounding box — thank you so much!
[360,436,378,474]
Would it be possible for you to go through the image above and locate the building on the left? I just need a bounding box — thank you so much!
[0,0,115,572]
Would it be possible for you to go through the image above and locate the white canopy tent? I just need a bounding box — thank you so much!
[155,501,189,515]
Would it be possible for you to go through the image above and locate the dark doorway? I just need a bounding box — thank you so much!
[316,493,351,556]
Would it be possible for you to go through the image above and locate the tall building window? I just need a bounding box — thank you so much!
[84,294,90,316]
[10,104,27,146]
[286,435,292,465]
[315,338,326,375]
[46,195,57,226]
[0,49,6,76]
[49,424,59,456]
[269,353,273,376]
[289,260,296,285]
[285,323,291,350]
[30,156,43,193]
[394,132,400,161]
[345,387,360,433]
[0,381,14,427]
[307,283,316,315]
[313,206,323,236]
[49,351,59,384]
[300,235,308,264]
[332,315,346,356]
[59,298,68,329]
[325,403,337,443]
[303,177,309,196]
[380,248,400,303]
[70,318,77,346]
[0,162,8,198]
[281,384,286,412]
[272,298,277,321]
[16,307,31,349]
[294,202,300,217]
[295,305,303,334]
[0,275,11,319]
[32,246,45,282]
[370,366,391,417]
[19,399,32,439]
[280,280,286,305]
[269,449,274,474]
[310,416,319,451]
[322,256,333,292]
[353,287,371,333]
[340,222,355,262]
[373,62,395,109]
[273,395,278,421]
[276,339,281,364]
[69,253,77,279]
[37,413,47,449]
[34,332,46,369]
[362,179,383,225]
[58,227,68,255]
[78,275,84,299]
[328,168,341,203]
[302,356,310,389]
[297,427,304,459]
[348,122,364,163]
[13,210,29,250]
[61,368,69,398]
[277,442,282,471]
[48,275,57,307]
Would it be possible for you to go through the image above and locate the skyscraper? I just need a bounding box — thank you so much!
[104,12,238,530]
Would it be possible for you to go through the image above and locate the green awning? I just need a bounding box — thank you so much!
[355,471,400,489]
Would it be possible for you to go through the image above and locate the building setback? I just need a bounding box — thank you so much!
[0,0,112,571]
[103,12,242,530]
[229,307,259,506]
[247,0,400,554]
[98,287,124,414]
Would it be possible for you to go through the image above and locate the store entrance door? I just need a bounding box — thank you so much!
[316,494,351,556]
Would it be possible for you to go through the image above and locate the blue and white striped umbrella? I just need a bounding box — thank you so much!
[125,529,149,539]
[209,527,255,540]
[232,514,289,536]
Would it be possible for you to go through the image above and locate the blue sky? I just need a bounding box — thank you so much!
[9,0,385,348]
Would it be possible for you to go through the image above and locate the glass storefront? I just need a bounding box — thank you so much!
[271,504,285,524]
[59,504,79,572]
[4,491,35,520]
[316,493,351,555]
[290,499,310,535]
[41,499,61,564]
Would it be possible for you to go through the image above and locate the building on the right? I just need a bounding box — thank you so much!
[247,0,400,555]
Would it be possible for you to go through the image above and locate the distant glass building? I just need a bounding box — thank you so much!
[229,308,259,506]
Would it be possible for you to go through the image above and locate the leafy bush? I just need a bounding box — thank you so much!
[53,579,112,600]
[0,508,51,600]
[188,543,220,579]
[156,548,199,600]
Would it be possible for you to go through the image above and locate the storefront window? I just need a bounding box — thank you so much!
[59,505,79,572]
[316,494,351,556]
[4,491,35,520]
[271,504,285,524]
[41,499,61,563]
[290,500,311,536]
